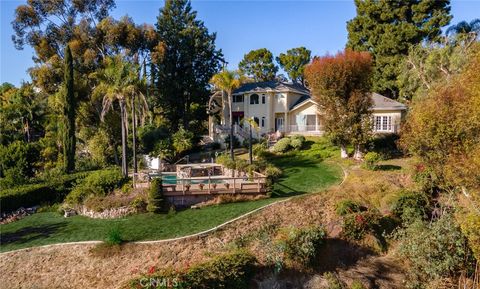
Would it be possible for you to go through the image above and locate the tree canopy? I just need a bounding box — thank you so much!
[305,49,373,159]
[238,48,278,82]
[276,47,311,84]
[347,0,452,98]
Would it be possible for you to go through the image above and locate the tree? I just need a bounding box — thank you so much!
[239,48,278,82]
[210,69,245,160]
[94,56,143,177]
[305,49,373,159]
[147,178,165,213]
[400,44,480,196]
[276,47,311,84]
[63,45,76,173]
[347,0,452,98]
[446,19,480,47]
[154,0,223,132]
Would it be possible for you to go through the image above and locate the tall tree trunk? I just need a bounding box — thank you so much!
[63,45,76,173]
[132,94,137,174]
[120,99,128,177]
[249,121,253,164]
[228,92,234,161]
[340,144,348,159]
[353,144,363,160]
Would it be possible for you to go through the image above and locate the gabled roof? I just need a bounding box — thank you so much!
[371,93,407,111]
[289,94,314,111]
[233,81,309,95]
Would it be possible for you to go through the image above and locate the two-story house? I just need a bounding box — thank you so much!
[209,81,407,142]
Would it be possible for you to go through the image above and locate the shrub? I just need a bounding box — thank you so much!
[341,210,381,240]
[264,164,282,189]
[65,168,125,204]
[215,153,236,169]
[323,272,346,289]
[335,200,365,216]
[128,249,257,289]
[147,178,166,213]
[290,135,306,150]
[279,226,326,266]
[172,125,194,154]
[271,137,291,153]
[0,141,40,188]
[252,142,269,159]
[395,214,476,288]
[362,152,381,170]
[350,280,367,289]
[368,133,402,159]
[105,226,124,246]
[391,190,430,224]
[0,172,89,213]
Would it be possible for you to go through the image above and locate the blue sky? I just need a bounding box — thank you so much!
[1,0,480,86]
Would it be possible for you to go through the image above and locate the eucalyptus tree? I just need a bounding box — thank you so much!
[276,47,311,84]
[63,45,76,173]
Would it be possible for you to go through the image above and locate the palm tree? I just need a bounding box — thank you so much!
[210,69,245,160]
[243,117,259,164]
[95,56,147,178]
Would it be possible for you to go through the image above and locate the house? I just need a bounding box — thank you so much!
[208,81,407,142]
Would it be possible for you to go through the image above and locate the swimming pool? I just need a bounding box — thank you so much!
[161,174,225,185]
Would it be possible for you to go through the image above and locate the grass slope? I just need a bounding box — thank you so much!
[270,137,343,197]
[0,198,276,252]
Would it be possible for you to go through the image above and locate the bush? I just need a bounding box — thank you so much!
[362,152,381,170]
[335,200,365,216]
[252,142,269,159]
[341,210,381,240]
[290,135,306,150]
[128,249,257,289]
[147,178,166,213]
[0,171,89,213]
[350,280,367,289]
[323,272,346,289]
[215,153,236,169]
[279,226,326,265]
[105,226,124,246]
[271,137,291,153]
[368,133,401,159]
[395,214,476,288]
[264,164,282,189]
[391,190,430,224]
[0,141,40,188]
[65,168,126,204]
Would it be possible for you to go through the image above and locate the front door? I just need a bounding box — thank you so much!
[275,117,284,132]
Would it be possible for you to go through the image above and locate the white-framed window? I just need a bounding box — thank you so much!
[374,116,393,132]
[233,95,244,103]
[253,117,259,126]
[261,117,265,127]
[250,94,259,104]
[261,94,266,104]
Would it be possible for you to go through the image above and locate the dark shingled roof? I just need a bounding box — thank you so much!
[289,94,312,110]
[233,81,309,95]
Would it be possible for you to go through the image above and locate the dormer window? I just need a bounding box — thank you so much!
[250,94,259,105]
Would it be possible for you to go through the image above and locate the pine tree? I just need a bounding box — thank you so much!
[63,45,76,173]
[347,0,452,98]
[154,0,223,132]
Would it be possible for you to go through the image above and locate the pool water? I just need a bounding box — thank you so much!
[161,174,225,185]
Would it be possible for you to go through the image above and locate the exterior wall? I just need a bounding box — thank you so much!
[371,110,404,133]
[273,92,287,113]
[288,102,323,134]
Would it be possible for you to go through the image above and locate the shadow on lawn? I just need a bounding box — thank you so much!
[0,222,67,245]
[270,156,320,197]
[376,164,402,171]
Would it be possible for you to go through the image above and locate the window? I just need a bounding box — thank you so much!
[261,94,266,104]
[233,95,244,103]
[261,117,265,127]
[253,117,260,126]
[374,116,392,132]
[250,94,259,104]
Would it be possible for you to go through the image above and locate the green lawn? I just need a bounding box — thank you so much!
[0,198,277,252]
[269,137,343,197]
[0,137,343,252]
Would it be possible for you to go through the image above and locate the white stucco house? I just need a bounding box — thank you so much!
[208,81,407,142]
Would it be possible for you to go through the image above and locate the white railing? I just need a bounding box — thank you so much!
[288,125,321,132]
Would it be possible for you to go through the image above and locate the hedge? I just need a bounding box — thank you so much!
[0,172,90,213]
